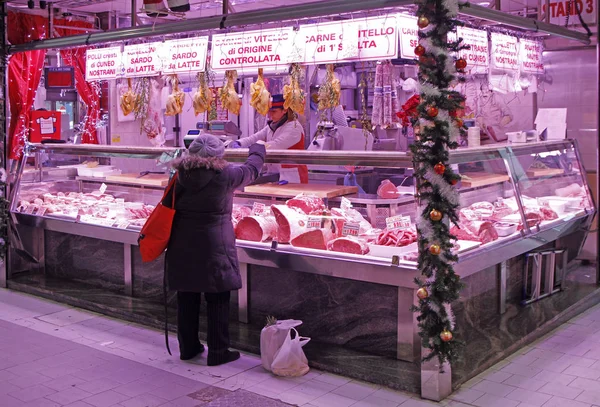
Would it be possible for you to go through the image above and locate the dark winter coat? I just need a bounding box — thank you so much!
[163,144,265,293]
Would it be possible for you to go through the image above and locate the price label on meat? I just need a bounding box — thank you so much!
[341,222,360,237]
[252,202,266,216]
[299,21,358,64]
[307,216,323,229]
[162,37,209,74]
[386,215,411,231]
[519,39,544,74]
[25,205,36,215]
[211,27,303,72]
[456,27,489,74]
[123,42,163,78]
[116,221,130,229]
[36,206,47,217]
[341,197,353,211]
[491,33,519,72]
[397,15,419,59]
[86,46,123,81]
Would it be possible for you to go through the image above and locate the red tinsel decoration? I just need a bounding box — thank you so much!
[396,94,421,127]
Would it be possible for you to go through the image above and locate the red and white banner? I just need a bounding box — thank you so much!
[519,38,544,74]
[300,16,397,64]
[397,15,419,59]
[162,37,209,74]
[123,42,163,77]
[541,0,596,25]
[491,33,519,72]
[456,27,489,74]
[211,27,302,72]
[85,47,123,81]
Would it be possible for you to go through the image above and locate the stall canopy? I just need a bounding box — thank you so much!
[7,12,96,160]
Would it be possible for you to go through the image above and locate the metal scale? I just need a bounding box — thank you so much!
[183,121,242,148]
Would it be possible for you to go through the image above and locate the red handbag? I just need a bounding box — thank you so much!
[138,173,178,262]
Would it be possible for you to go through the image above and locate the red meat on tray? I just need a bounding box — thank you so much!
[377,179,399,199]
[286,194,325,215]
[291,228,334,251]
[327,237,370,255]
[450,220,498,244]
[235,216,278,242]
[271,204,307,244]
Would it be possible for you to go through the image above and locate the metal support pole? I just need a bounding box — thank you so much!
[238,262,248,323]
[596,7,599,282]
[48,3,53,39]
[498,261,507,314]
[124,244,133,296]
[131,0,136,28]
[223,0,228,16]
[0,0,7,288]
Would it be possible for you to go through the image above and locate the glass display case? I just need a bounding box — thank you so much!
[10,140,595,269]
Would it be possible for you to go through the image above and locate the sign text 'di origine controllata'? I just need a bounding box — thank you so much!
[85,47,123,81]
[211,27,302,71]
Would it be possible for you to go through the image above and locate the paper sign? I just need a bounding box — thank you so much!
[25,205,36,215]
[99,183,108,194]
[80,215,115,227]
[300,21,358,64]
[162,37,209,74]
[279,167,301,184]
[116,221,130,229]
[491,33,519,72]
[461,209,480,221]
[85,46,123,81]
[351,15,398,61]
[123,42,163,77]
[36,206,47,217]
[541,0,596,25]
[519,38,544,74]
[386,215,411,231]
[341,197,353,211]
[457,27,489,74]
[535,108,567,140]
[116,198,125,206]
[537,198,551,208]
[398,15,419,59]
[252,202,266,216]
[211,27,303,72]
[342,222,361,237]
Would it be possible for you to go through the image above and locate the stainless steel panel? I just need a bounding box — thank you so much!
[498,261,507,315]
[397,288,420,362]
[124,244,133,296]
[238,263,249,323]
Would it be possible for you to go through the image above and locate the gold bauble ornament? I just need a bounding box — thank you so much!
[417,287,429,300]
[429,244,441,256]
[440,330,453,342]
[417,15,430,29]
[430,209,443,222]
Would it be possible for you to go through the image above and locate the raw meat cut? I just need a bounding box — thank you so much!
[235,216,277,242]
[327,237,369,255]
[377,179,399,199]
[539,207,559,220]
[330,207,372,236]
[375,229,417,247]
[291,228,334,251]
[491,201,516,220]
[450,220,498,244]
[469,201,494,219]
[232,205,252,227]
[286,194,325,215]
[271,205,307,243]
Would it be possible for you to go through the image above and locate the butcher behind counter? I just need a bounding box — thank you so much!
[230,94,308,184]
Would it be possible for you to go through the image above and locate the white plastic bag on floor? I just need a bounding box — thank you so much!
[271,328,311,377]
[260,319,302,372]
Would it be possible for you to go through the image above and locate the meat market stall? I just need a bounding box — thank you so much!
[2,0,597,400]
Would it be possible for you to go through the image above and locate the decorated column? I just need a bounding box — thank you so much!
[409,0,468,380]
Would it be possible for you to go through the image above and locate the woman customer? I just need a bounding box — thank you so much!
[165,134,265,365]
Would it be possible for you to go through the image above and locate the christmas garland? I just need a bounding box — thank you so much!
[409,0,469,366]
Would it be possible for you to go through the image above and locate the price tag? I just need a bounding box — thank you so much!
[341,222,360,237]
[386,215,411,231]
[341,197,352,211]
[99,183,108,195]
[537,198,551,208]
[307,216,323,229]
[116,221,130,229]
[252,202,266,216]
[25,205,36,215]
[36,206,47,217]
[116,198,125,206]
[461,209,480,221]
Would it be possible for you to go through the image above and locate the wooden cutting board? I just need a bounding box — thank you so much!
[460,172,509,188]
[526,168,565,177]
[244,183,358,198]
[106,173,169,187]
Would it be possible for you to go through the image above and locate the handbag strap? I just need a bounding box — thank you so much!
[162,172,178,209]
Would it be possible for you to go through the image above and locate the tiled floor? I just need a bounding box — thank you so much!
[2,287,600,407]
